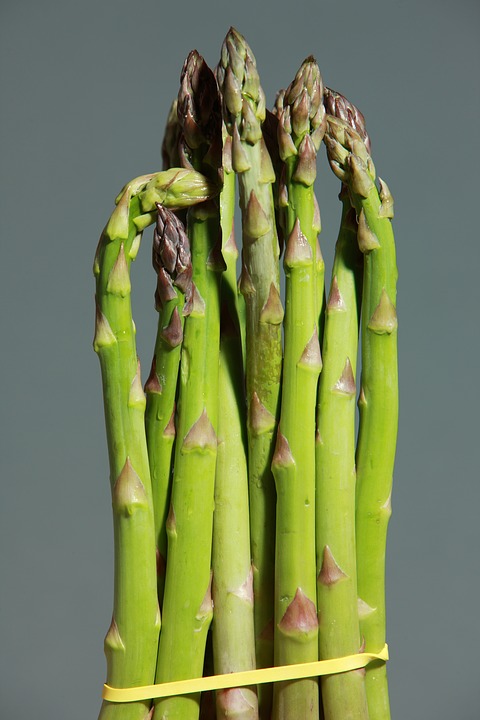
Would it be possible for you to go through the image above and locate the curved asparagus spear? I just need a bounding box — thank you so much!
[217,32,283,717]
[315,185,369,720]
[324,95,398,720]
[94,169,214,720]
[144,205,192,601]
[153,50,223,720]
[270,58,324,720]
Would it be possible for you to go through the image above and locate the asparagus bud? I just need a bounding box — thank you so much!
[277,57,325,332]
[278,56,326,157]
[324,86,371,154]
[153,204,193,304]
[139,167,217,216]
[178,50,223,176]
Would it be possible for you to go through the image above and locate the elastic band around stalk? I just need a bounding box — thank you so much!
[102,644,388,702]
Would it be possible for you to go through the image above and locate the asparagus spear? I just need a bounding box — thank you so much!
[217,119,246,363]
[210,110,256,716]
[217,31,283,717]
[144,104,193,586]
[324,94,398,720]
[153,50,224,720]
[270,58,324,720]
[144,205,192,601]
[94,169,213,720]
[212,310,258,720]
[315,184,369,720]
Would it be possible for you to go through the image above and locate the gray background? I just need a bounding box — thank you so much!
[1,0,479,718]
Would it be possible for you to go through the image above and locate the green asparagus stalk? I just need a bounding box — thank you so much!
[144,103,193,582]
[315,184,369,720]
[212,310,258,720]
[218,122,246,362]
[144,205,192,601]
[261,105,286,258]
[94,169,214,720]
[270,58,324,720]
[217,32,283,717]
[324,94,398,720]
[153,50,224,720]
[210,112,255,716]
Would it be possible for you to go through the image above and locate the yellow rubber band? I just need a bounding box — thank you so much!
[102,643,388,703]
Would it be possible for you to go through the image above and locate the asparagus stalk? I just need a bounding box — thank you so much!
[210,112,256,716]
[217,32,283,717]
[212,311,258,720]
[261,105,286,258]
[315,185,369,720]
[94,169,213,720]
[324,95,398,720]
[153,50,223,720]
[144,104,193,583]
[145,205,192,601]
[218,121,246,363]
[270,58,324,720]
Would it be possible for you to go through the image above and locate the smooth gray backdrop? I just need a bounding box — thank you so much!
[1,1,479,718]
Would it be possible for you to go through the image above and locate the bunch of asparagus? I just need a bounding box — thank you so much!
[94,27,398,720]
